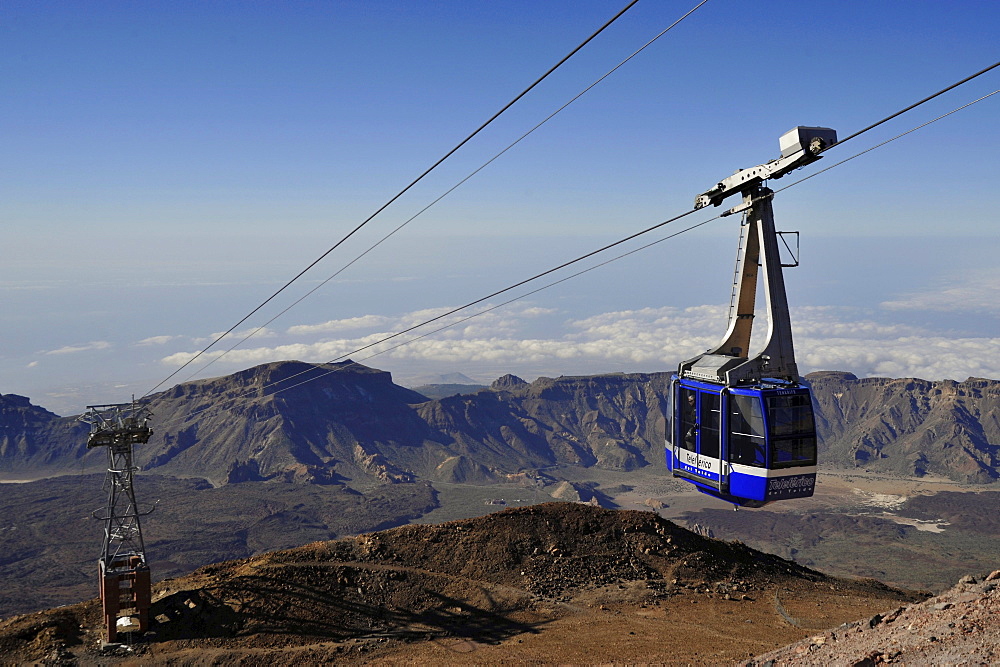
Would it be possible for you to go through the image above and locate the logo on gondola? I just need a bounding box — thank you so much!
[766,474,815,498]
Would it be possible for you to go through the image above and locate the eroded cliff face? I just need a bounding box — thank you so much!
[139,360,441,483]
[415,372,669,478]
[145,363,674,485]
[808,371,1000,483]
[1,362,998,486]
[0,362,671,485]
[0,394,87,473]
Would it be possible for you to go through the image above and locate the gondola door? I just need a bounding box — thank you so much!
[674,384,725,491]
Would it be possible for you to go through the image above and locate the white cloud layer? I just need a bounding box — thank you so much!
[136,335,179,346]
[882,268,1000,314]
[157,302,1000,382]
[286,315,392,335]
[45,341,112,355]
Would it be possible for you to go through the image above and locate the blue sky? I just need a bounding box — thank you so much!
[2,1,999,415]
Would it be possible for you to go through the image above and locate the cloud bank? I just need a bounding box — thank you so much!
[882,268,1000,314]
[156,303,1000,383]
[45,341,112,355]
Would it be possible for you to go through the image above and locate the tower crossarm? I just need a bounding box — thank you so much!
[694,127,837,210]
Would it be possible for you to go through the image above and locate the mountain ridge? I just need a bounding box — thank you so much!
[1,361,998,486]
[809,370,1000,483]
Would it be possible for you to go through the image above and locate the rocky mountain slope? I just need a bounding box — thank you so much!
[415,371,667,478]
[809,371,1000,483]
[749,570,1000,666]
[1,362,998,485]
[0,361,671,486]
[0,503,926,664]
[0,393,87,474]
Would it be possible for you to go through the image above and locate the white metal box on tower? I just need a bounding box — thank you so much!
[778,126,838,158]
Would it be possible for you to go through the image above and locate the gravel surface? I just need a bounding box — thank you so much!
[747,570,1000,666]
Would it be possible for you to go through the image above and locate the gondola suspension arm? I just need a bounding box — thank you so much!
[679,126,836,387]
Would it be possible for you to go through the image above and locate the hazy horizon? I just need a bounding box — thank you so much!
[3,1,999,415]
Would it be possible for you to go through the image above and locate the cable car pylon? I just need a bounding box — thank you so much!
[81,400,155,645]
[666,127,836,507]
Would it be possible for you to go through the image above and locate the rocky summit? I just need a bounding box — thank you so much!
[0,502,926,664]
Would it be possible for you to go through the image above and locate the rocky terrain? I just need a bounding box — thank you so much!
[749,570,1000,666]
[673,483,1000,594]
[0,503,929,665]
[0,474,438,619]
[810,371,1000,483]
[2,362,998,487]
[3,361,1000,642]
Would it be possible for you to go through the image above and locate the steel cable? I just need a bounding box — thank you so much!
[141,0,644,398]
[145,75,1000,431]
[174,0,713,386]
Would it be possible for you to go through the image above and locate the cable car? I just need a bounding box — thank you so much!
[666,377,817,507]
[665,127,835,507]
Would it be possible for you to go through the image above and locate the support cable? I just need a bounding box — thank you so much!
[219,79,1000,403]
[168,206,701,401]
[148,79,1000,430]
[780,88,999,192]
[152,210,716,431]
[271,218,720,397]
[177,0,713,386]
[823,59,1000,152]
[141,0,643,398]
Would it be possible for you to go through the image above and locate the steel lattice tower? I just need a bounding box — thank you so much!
[81,402,154,644]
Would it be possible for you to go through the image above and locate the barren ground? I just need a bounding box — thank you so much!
[0,503,924,665]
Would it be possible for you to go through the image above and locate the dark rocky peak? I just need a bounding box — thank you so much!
[491,374,528,391]
[137,360,442,482]
[805,370,858,383]
[157,360,427,406]
[0,393,60,420]
[0,394,76,467]
[225,458,266,483]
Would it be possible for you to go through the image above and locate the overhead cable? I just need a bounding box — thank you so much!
[167,206,701,404]
[177,0,713,386]
[251,77,1000,401]
[142,0,643,398]
[269,218,720,397]
[148,74,1000,429]
[782,88,999,192]
[824,59,1000,151]
[150,209,717,432]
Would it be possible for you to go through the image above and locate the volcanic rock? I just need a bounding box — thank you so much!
[0,503,926,664]
[807,371,1000,483]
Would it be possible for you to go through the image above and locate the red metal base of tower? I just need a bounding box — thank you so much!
[99,556,151,644]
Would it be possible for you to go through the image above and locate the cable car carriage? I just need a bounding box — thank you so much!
[665,127,834,507]
[666,377,817,507]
